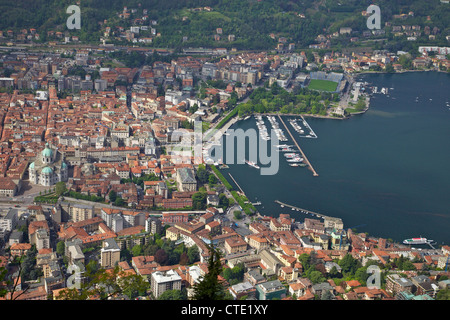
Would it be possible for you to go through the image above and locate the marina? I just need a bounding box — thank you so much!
[277,115,319,177]
[255,114,270,141]
[267,115,288,141]
[222,72,450,245]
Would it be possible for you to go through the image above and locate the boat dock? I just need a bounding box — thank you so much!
[277,115,319,177]
[275,200,330,219]
[228,173,245,194]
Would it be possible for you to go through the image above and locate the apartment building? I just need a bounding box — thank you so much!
[100,238,121,268]
[151,269,182,298]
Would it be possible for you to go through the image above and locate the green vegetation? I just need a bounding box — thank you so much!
[222,262,245,286]
[0,0,449,52]
[120,173,160,188]
[121,234,200,267]
[192,191,207,210]
[192,243,227,300]
[345,97,367,114]
[237,83,337,117]
[66,190,105,203]
[308,79,338,92]
[210,165,233,191]
[214,107,239,130]
[56,263,149,300]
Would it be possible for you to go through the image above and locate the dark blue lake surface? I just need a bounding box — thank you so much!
[221,71,450,245]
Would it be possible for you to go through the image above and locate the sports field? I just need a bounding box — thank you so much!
[308,79,338,92]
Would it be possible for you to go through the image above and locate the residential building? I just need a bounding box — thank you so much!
[386,274,414,295]
[256,280,286,300]
[151,269,182,298]
[0,176,19,197]
[229,281,256,300]
[100,238,121,268]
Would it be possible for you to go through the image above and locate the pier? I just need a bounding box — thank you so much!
[228,173,245,194]
[275,200,330,219]
[277,115,319,177]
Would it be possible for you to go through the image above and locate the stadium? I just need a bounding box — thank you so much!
[308,71,346,93]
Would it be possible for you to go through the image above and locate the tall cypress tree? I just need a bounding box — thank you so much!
[191,243,225,300]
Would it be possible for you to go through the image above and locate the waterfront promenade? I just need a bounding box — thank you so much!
[277,115,319,177]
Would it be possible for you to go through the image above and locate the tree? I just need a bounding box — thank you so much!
[114,196,126,207]
[0,258,7,298]
[208,174,218,185]
[55,181,67,197]
[218,193,230,210]
[192,191,207,210]
[56,241,65,256]
[233,210,242,220]
[108,190,117,203]
[307,270,326,284]
[155,249,169,265]
[191,243,226,300]
[339,254,360,275]
[131,245,143,257]
[187,245,200,264]
[298,253,312,270]
[196,165,209,183]
[436,289,450,300]
[57,265,149,300]
[384,63,395,73]
[158,288,187,300]
[328,266,341,279]
[179,252,189,265]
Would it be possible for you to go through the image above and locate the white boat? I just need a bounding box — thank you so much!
[244,159,260,169]
[287,157,303,163]
[403,237,433,245]
[275,144,293,148]
[284,153,299,158]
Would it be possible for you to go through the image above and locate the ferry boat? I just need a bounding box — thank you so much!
[244,159,260,169]
[403,237,434,245]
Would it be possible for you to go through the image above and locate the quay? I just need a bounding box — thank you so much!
[277,115,319,177]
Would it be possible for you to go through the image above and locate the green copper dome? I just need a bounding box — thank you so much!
[42,167,53,174]
[42,143,53,158]
[29,162,35,169]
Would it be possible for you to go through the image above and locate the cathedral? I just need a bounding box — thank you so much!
[29,143,68,186]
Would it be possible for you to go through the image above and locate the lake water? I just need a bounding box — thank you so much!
[220,71,450,245]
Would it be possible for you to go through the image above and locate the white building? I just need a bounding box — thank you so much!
[151,270,182,298]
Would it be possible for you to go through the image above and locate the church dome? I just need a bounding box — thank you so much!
[29,162,35,169]
[42,167,53,174]
[42,143,53,158]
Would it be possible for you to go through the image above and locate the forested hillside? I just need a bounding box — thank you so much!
[0,0,448,50]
